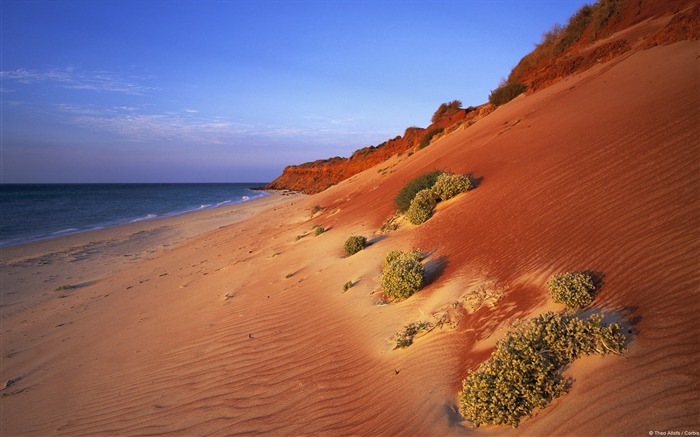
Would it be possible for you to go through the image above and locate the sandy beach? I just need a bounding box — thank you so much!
[1,35,699,437]
[0,191,301,316]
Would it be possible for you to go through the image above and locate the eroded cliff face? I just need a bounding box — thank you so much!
[510,0,699,92]
[261,107,479,194]
[262,0,698,195]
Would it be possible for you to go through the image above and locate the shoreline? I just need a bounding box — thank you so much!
[0,190,303,318]
[0,185,277,249]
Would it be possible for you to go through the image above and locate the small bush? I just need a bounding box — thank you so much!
[489,82,527,106]
[590,0,623,39]
[508,24,563,84]
[459,311,627,428]
[555,5,593,55]
[507,1,625,86]
[55,284,76,291]
[431,100,462,123]
[379,212,401,233]
[394,170,444,213]
[344,235,367,256]
[311,205,324,215]
[406,189,437,225]
[419,127,444,149]
[314,226,325,236]
[381,250,425,299]
[464,284,505,312]
[546,272,596,309]
[383,249,424,269]
[342,281,353,292]
[431,173,472,201]
[395,321,433,348]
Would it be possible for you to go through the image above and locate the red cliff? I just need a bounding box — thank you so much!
[263,0,698,195]
[261,104,478,194]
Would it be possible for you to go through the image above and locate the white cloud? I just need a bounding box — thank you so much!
[53,103,101,115]
[44,97,390,149]
[0,68,73,83]
[71,112,250,144]
[0,67,156,95]
[67,108,383,148]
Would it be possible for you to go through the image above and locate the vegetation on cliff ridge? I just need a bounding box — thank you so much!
[261,102,476,194]
[262,0,698,195]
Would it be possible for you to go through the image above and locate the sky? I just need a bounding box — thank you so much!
[1,0,589,183]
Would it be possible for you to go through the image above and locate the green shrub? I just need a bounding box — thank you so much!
[394,170,444,212]
[488,82,527,106]
[344,235,367,256]
[342,281,353,292]
[393,249,425,266]
[507,1,625,85]
[55,284,76,291]
[459,311,627,428]
[464,283,505,311]
[395,321,433,348]
[382,249,423,270]
[381,250,425,299]
[431,100,462,123]
[314,226,325,236]
[590,0,623,39]
[546,272,596,309]
[406,189,437,225]
[431,173,472,201]
[379,212,401,233]
[554,5,593,55]
[419,127,444,149]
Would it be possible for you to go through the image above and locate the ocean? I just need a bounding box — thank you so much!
[0,183,268,247]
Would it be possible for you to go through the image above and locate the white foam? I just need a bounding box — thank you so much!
[130,214,157,223]
[51,228,79,235]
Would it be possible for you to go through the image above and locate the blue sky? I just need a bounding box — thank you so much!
[1,0,588,183]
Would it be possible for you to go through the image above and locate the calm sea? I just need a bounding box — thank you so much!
[0,183,268,247]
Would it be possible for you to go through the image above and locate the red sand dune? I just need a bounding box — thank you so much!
[1,5,698,437]
[307,36,700,436]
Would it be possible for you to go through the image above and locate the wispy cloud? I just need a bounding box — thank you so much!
[70,109,250,144]
[0,67,156,95]
[53,103,101,115]
[302,113,365,126]
[48,101,390,149]
[0,68,73,83]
